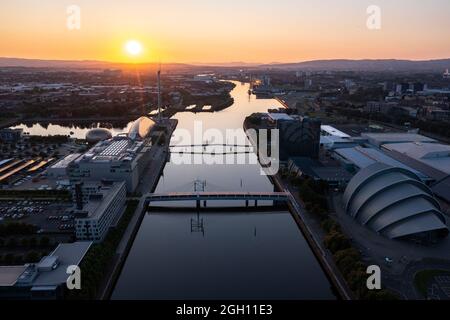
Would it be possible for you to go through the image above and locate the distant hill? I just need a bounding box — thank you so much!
[0,57,195,72]
[2,57,450,72]
[261,59,450,72]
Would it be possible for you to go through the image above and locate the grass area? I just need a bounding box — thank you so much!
[414,269,450,298]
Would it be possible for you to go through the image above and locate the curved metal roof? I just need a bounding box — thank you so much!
[128,116,155,140]
[343,163,448,240]
[85,128,112,144]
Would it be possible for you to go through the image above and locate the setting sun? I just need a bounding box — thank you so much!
[125,40,142,56]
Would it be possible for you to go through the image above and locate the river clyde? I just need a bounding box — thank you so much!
[110,82,335,300]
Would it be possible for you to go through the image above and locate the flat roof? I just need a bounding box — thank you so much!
[362,132,436,145]
[0,266,27,287]
[268,113,294,121]
[321,125,351,138]
[383,143,450,175]
[79,181,125,220]
[50,153,81,169]
[32,242,92,286]
[334,146,429,180]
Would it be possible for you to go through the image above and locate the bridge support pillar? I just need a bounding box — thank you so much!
[255,200,258,207]
[196,199,200,209]
[245,200,249,207]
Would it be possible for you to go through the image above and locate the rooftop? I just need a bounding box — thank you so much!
[362,132,437,146]
[49,153,81,169]
[0,266,27,287]
[32,242,92,287]
[77,181,125,220]
[334,146,429,180]
[321,125,351,138]
[0,242,92,288]
[383,143,450,175]
[268,113,294,121]
[77,137,143,163]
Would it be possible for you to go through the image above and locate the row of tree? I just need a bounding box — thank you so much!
[292,176,398,300]
[0,222,38,237]
[0,236,51,248]
[66,200,139,299]
[0,251,45,265]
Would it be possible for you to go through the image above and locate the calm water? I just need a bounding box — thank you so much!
[111,81,335,299]
[10,121,134,139]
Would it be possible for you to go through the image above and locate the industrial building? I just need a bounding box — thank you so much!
[382,142,450,180]
[287,157,353,187]
[343,163,448,242]
[333,146,430,182]
[46,116,157,192]
[0,242,92,299]
[361,132,436,148]
[73,181,126,242]
[320,125,360,150]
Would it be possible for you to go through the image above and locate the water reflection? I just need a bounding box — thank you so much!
[111,81,335,299]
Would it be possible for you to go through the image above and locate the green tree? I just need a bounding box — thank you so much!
[39,236,50,247]
[25,251,40,263]
[21,238,29,247]
[7,238,17,248]
[29,237,37,247]
[323,231,351,254]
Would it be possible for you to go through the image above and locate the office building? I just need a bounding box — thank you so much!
[74,181,126,242]
[277,116,321,160]
[0,128,23,142]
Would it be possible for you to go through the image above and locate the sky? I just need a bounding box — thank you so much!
[1,0,450,64]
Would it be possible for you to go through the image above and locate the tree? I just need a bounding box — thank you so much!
[40,236,50,247]
[321,219,341,234]
[4,253,14,265]
[25,251,40,263]
[7,238,17,248]
[20,238,29,247]
[29,237,37,247]
[323,231,351,254]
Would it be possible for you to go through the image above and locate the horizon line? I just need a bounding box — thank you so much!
[2,55,450,67]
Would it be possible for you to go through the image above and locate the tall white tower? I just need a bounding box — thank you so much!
[157,64,162,121]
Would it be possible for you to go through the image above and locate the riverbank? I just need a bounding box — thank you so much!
[270,174,354,300]
[243,119,352,299]
[96,118,178,300]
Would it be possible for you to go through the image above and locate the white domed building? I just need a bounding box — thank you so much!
[86,128,113,144]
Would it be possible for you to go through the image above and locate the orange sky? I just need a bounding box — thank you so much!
[1,0,450,64]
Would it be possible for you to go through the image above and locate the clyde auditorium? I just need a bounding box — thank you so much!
[343,163,448,241]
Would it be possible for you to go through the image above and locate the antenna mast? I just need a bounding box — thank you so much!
[157,63,162,122]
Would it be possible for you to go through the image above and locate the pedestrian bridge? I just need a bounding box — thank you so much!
[144,191,289,207]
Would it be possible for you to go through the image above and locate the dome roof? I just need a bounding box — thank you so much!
[86,128,112,144]
[343,163,448,240]
[128,116,155,140]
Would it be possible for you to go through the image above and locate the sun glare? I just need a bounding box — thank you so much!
[125,40,142,56]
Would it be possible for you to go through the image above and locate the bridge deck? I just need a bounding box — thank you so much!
[145,191,289,202]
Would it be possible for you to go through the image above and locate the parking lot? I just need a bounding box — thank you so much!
[0,200,75,233]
